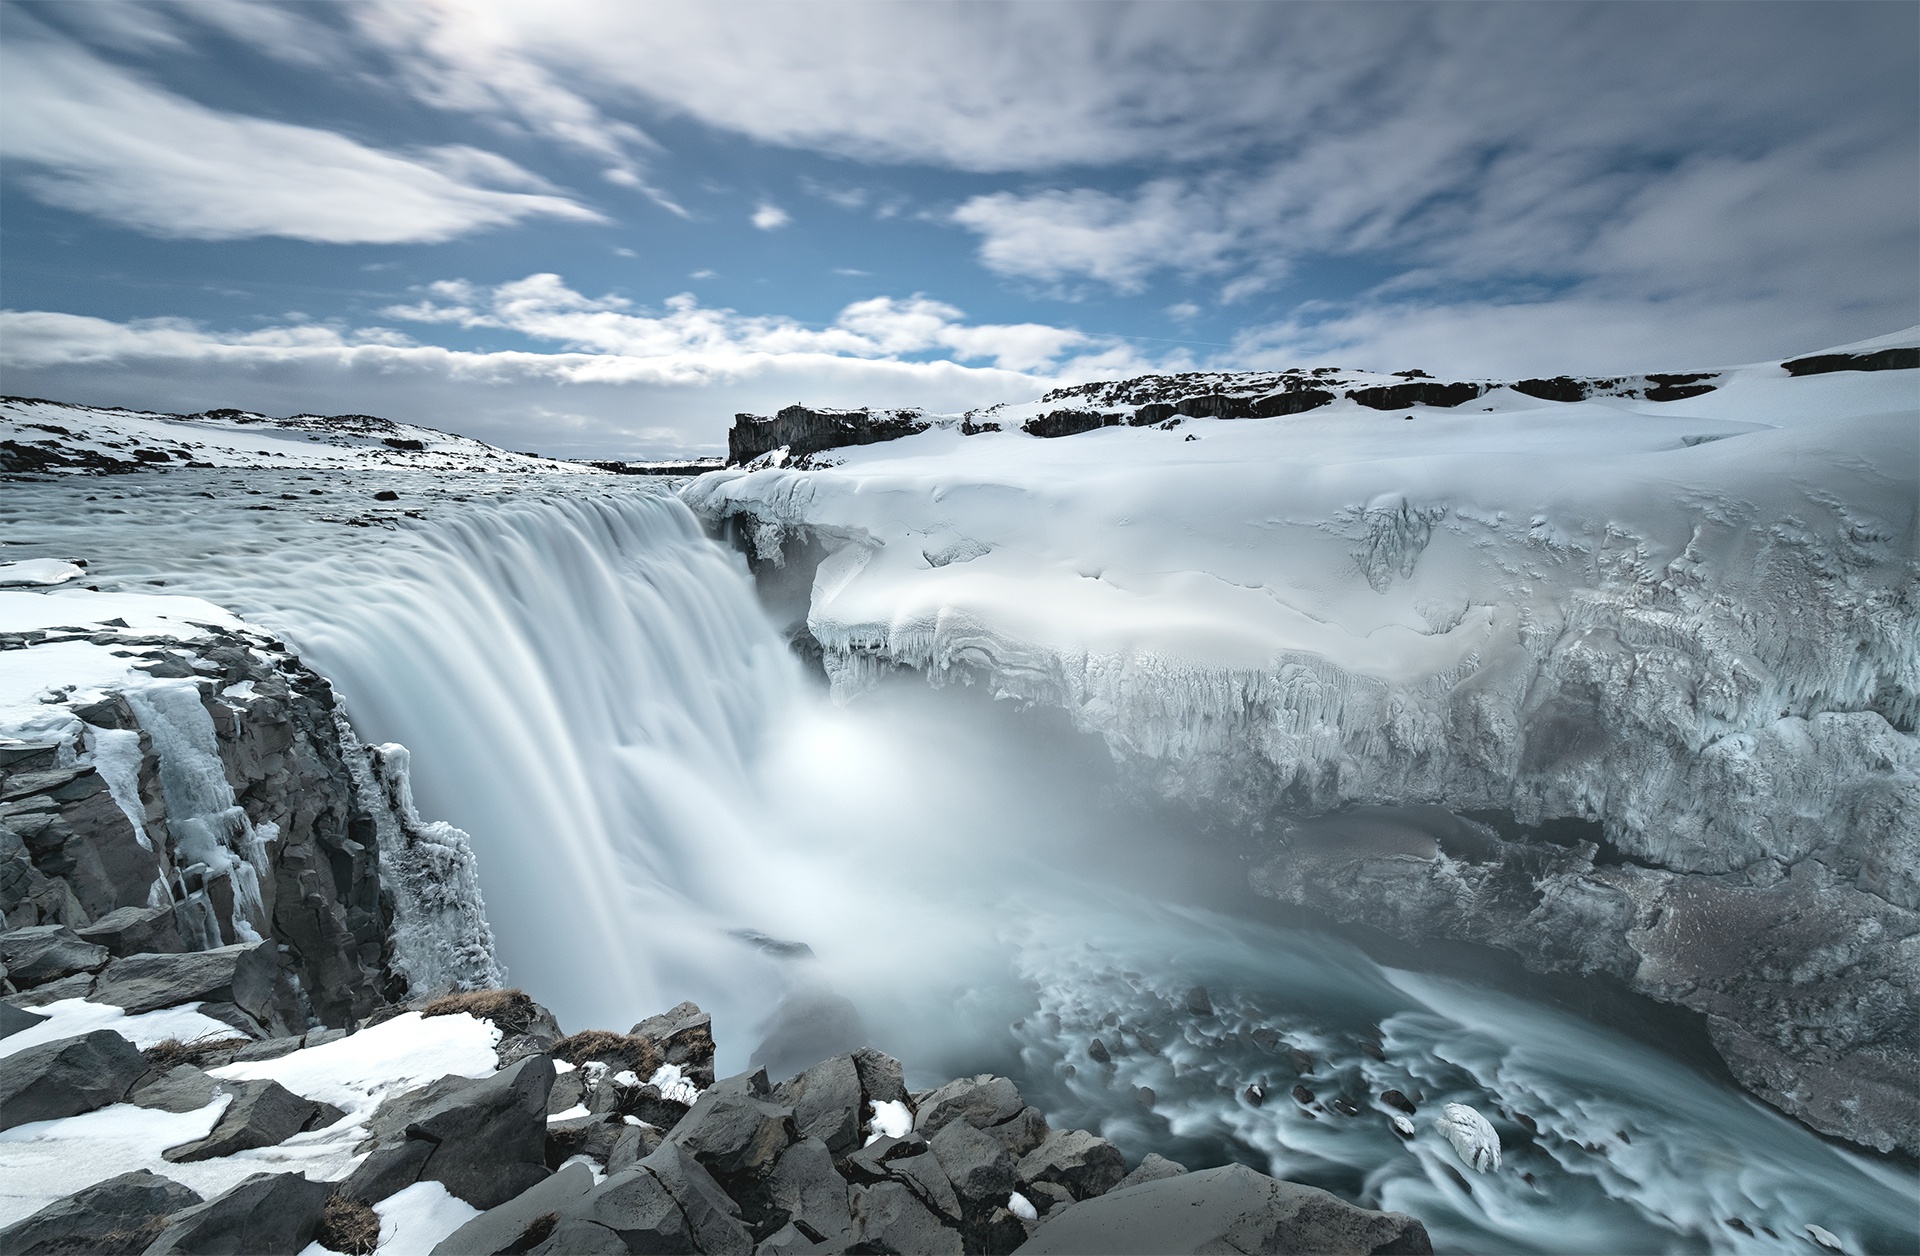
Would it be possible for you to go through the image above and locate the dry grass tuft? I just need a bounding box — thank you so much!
[141,1034,249,1071]
[315,1194,380,1256]
[421,987,542,1036]
[551,1028,662,1075]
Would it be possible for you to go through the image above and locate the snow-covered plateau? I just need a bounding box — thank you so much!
[684,330,1920,1156]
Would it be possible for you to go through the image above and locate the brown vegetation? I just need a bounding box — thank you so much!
[141,1034,248,1071]
[315,1194,380,1256]
[550,1029,661,1075]
[420,987,542,1036]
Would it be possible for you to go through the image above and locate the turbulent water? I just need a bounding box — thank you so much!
[5,470,1914,1255]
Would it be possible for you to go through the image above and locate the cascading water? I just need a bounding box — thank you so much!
[5,469,1914,1255]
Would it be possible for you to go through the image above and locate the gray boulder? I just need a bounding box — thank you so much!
[931,1118,1017,1206]
[545,1111,632,1168]
[774,1053,863,1154]
[406,1054,556,1209]
[606,1121,663,1174]
[985,1106,1051,1158]
[76,904,186,957]
[3,971,95,1006]
[90,943,279,1030]
[429,1160,595,1256]
[144,1171,332,1255]
[0,1027,146,1129]
[1015,1129,1127,1202]
[887,1149,964,1224]
[631,999,718,1088]
[0,1169,202,1255]
[755,1135,855,1245]
[669,1084,797,1179]
[0,924,109,986]
[638,1140,755,1254]
[1012,1163,1433,1255]
[229,1036,304,1063]
[851,1180,963,1255]
[0,1001,48,1040]
[850,1046,908,1105]
[1116,1152,1189,1192]
[914,1074,1026,1138]
[131,1064,222,1113]
[163,1078,343,1161]
[337,1138,435,1205]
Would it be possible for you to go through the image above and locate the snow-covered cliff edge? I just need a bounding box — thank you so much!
[683,331,1920,1154]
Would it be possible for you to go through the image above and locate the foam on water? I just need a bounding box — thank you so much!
[5,469,1912,1254]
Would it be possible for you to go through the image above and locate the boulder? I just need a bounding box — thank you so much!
[163,1078,343,1161]
[229,1036,304,1063]
[429,1160,595,1256]
[886,1150,964,1224]
[0,1001,48,1040]
[930,1119,1016,1206]
[0,924,110,986]
[547,1066,587,1115]
[669,1084,797,1179]
[406,1055,557,1208]
[774,1053,863,1154]
[0,1169,202,1256]
[0,1027,146,1129]
[144,1171,332,1255]
[914,1074,1025,1137]
[131,1064,222,1113]
[1011,1163,1432,1255]
[636,1141,755,1253]
[851,1180,963,1255]
[631,999,717,1088]
[748,1135,855,1245]
[545,1112,631,1168]
[1436,1103,1501,1172]
[1116,1152,1188,1192]
[984,1106,1051,1157]
[76,904,186,957]
[90,943,279,1030]
[606,1121,663,1174]
[1015,1129,1127,1202]
[337,1138,435,1205]
[850,1046,908,1105]
[3,971,95,1006]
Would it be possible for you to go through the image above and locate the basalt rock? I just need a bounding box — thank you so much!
[731,405,930,466]
[0,1027,146,1129]
[144,1171,332,1256]
[0,923,109,986]
[0,1169,202,1256]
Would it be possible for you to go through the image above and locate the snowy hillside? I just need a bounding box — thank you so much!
[684,330,1920,1153]
[0,396,597,476]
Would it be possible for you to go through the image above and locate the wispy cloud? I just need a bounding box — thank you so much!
[0,31,603,244]
[751,203,791,231]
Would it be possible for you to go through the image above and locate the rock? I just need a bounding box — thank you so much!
[983,1106,1051,1158]
[1185,986,1213,1016]
[76,904,186,957]
[545,1112,631,1168]
[1436,1103,1501,1172]
[607,1120,664,1174]
[0,1169,202,1255]
[4,971,95,1006]
[669,1085,797,1179]
[914,1074,1024,1137]
[90,943,280,1029]
[887,1150,964,1224]
[164,1078,344,1161]
[144,1171,332,1255]
[1024,1182,1075,1216]
[1244,1084,1266,1107]
[1115,1153,1189,1192]
[1390,1113,1416,1139]
[1251,1027,1281,1052]
[729,405,931,467]
[637,1141,755,1254]
[754,1135,855,1245]
[131,1064,222,1113]
[1135,1086,1156,1109]
[1288,1048,1314,1073]
[546,1067,586,1115]
[755,1221,824,1254]
[429,1161,595,1256]
[851,1180,963,1255]
[407,1055,557,1208]
[1782,347,1918,376]
[1015,1129,1127,1202]
[1086,1038,1111,1065]
[631,999,717,1088]
[774,1053,863,1154]
[930,1118,1017,1207]
[1023,410,1119,439]
[850,1046,908,1105]
[1291,1084,1314,1106]
[337,1138,435,1205]
[230,1036,304,1063]
[843,1133,928,1184]
[1381,1089,1416,1114]
[0,924,109,986]
[1345,380,1482,410]
[0,1001,48,1040]
[0,1027,146,1129]
[1012,1162,1432,1255]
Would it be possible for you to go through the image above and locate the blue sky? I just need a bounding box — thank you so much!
[2,1,1915,457]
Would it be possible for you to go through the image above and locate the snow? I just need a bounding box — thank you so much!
[0,998,239,1060]
[210,1011,500,1118]
[0,559,83,587]
[683,348,1918,884]
[1437,1102,1502,1172]
[647,1062,700,1105]
[0,396,599,477]
[0,1097,230,1226]
[548,1105,591,1122]
[353,1180,478,1256]
[864,1098,912,1144]
[1008,1190,1038,1221]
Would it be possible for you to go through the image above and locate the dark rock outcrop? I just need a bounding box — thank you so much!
[1781,347,1918,376]
[1012,1163,1432,1255]
[730,405,929,466]
[348,1055,556,1209]
[144,1171,332,1255]
[91,943,283,1035]
[0,924,109,986]
[0,1027,147,1129]
[162,1078,343,1161]
[0,1169,203,1256]
[1022,410,1119,439]
[1346,381,1483,410]
[77,904,186,957]
[430,1161,596,1256]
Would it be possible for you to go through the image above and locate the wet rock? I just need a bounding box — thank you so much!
[851,1180,963,1255]
[1330,1098,1360,1117]
[1185,985,1213,1016]
[1115,1152,1189,1192]
[1390,1113,1416,1139]
[984,1105,1051,1158]
[1288,1047,1314,1073]
[1360,1040,1387,1062]
[1250,1027,1280,1052]
[76,904,186,957]
[145,1171,332,1255]
[0,1027,146,1129]
[930,1118,1017,1207]
[774,1053,863,1154]
[1014,1129,1127,1201]
[0,1168,202,1256]
[1291,1084,1315,1106]
[913,1073,1024,1137]
[1086,1038,1111,1065]
[163,1078,342,1160]
[429,1161,595,1256]
[0,924,109,986]
[1381,1089,1416,1114]
[1013,1162,1432,1255]
[1244,1084,1266,1107]
[1437,1103,1501,1172]
[91,943,281,1031]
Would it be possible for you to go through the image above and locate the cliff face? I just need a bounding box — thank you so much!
[0,604,486,1032]
[728,404,929,466]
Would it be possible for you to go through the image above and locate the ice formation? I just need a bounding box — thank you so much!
[1435,1103,1501,1172]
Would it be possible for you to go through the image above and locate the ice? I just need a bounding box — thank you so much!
[1436,1103,1501,1172]
[0,559,83,587]
[85,726,153,850]
[0,998,239,1060]
[210,1011,500,1118]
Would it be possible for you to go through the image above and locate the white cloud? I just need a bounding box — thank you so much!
[1165,302,1201,323]
[752,203,791,231]
[952,182,1239,293]
[0,33,603,244]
